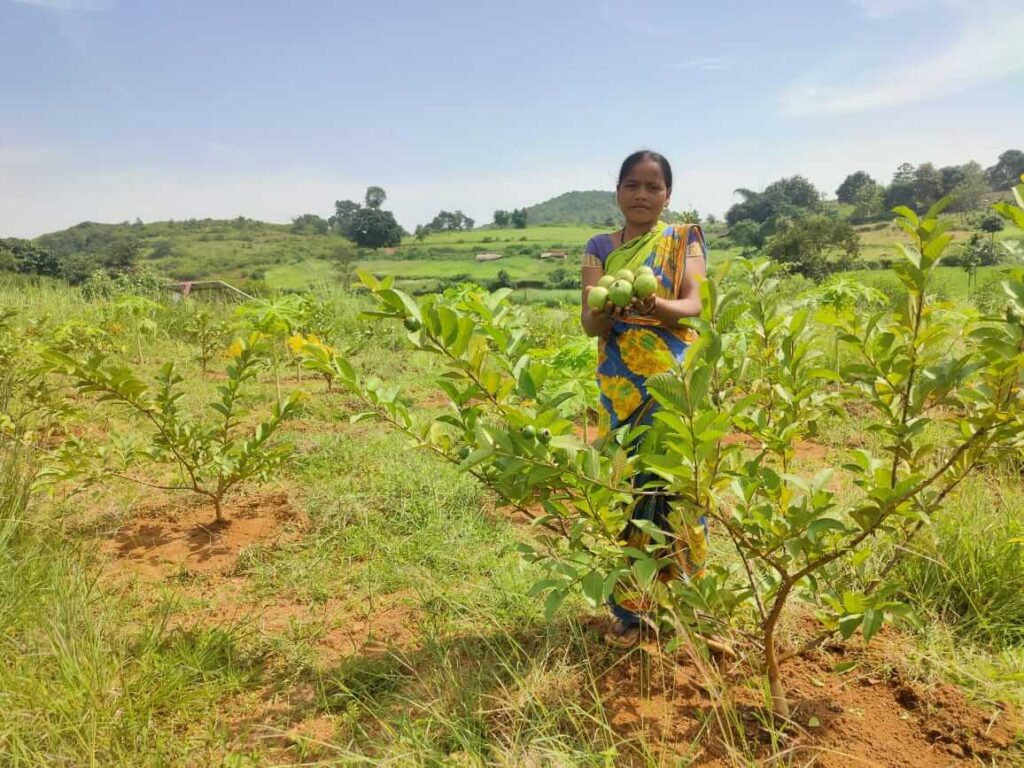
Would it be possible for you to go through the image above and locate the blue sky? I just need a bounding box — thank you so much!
[2,0,1022,237]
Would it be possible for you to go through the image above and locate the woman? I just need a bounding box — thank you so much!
[580,150,710,649]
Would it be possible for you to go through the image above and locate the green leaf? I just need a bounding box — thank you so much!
[890,206,919,226]
[807,518,846,543]
[544,589,567,620]
[581,570,605,608]
[862,608,883,643]
[838,614,863,639]
[630,518,667,545]
[924,194,954,220]
[378,288,422,323]
[528,578,563,597]
[633,557,659,588]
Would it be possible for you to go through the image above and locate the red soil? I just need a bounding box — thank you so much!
[591,628,1019,767]
[103,489,305,578]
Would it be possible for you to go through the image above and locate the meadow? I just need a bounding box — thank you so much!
[1,220,1023,766]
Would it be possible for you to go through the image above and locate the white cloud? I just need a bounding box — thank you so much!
[783,1,1024,114]
[9,0,113,10]
[676,57,731,72]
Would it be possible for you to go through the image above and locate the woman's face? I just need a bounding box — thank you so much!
[616,159,670,228]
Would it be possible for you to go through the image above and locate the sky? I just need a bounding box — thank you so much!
[1,0,1023,238]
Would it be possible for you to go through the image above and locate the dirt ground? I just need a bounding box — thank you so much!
[94,488,1021,767]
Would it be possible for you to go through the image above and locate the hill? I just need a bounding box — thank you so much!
[524,191,622,227]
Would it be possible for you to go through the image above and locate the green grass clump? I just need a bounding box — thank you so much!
[0,449,257,765]
[888,473,1024,647]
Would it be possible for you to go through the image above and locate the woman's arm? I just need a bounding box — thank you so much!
[646,248,707,327]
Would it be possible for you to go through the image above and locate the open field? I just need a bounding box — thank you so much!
[1,265,1022,766]
[22,215,1023,297]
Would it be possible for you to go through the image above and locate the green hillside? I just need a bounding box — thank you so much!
[524,191,622,226]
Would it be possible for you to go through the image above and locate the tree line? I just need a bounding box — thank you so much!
[723,148,1022,280]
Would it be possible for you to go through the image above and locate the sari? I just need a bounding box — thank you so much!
[593,221,709,616]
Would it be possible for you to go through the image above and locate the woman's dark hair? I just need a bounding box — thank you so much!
[617,150,672,191]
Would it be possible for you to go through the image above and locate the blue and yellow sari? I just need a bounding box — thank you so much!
[597,222,704,434]
[593,222,709,617]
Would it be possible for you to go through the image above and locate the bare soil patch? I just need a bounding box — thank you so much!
[102,489,306,578]
[590,626,1019,767]
[721,432,830,462]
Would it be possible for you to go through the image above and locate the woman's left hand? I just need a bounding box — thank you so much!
[631,295,657,315]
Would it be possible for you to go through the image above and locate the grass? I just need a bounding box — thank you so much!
[1,280,1023,765]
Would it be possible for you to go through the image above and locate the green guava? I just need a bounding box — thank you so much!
[587,286,609,311]
[608,279,633,308]
[633,273,658,298]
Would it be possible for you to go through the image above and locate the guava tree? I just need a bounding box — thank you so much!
[41,333,303,521]
[320,196,1024,718]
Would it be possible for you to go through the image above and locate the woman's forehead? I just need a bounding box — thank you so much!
[622,160,666,182]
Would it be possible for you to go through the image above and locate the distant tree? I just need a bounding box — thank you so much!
[414,224,429,242]
[949,162,987,212]
[836,171,876,204]
[510,208,528,228]
[892,162,916,185]
[492,269,513,290]
[726,176,822,228]
[960,233,1001,287]
[676,209,701,224]
[979,213,1005,234]
[364,186,387,210]
[330,200,361,237]
[884,180,917,212]
[330,244,358,290]
[762,214,859,280]
[291,213,329,235]
[913,163,943,211]
[728,219,765,249]
[850,182,885,223]
[939,165,965,197]
[705,213,718,225]
[348,207,402,249]
[493,210,510,227]
[0,238,60,277]
[148,240,176,260]
[426,210,475,232]
[986,149,1024,190]
[103,238,140,274]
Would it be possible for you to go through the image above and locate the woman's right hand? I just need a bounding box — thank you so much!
[600,303,629,321]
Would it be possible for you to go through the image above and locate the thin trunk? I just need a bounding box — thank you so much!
[273,348,282,401]
[765,627,790,718]
[763,579,794,719]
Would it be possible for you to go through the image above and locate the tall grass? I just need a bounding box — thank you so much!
[888,473,1024,647]
[0,446,254,766]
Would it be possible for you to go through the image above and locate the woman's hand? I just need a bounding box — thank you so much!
[599,295,656,320]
